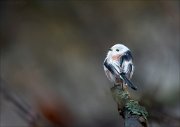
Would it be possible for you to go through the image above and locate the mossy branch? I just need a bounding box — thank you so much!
[111,86,148,127]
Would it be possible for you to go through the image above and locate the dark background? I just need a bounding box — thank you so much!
[0,1,179,127]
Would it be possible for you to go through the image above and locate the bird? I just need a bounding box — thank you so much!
[103,44,137,90]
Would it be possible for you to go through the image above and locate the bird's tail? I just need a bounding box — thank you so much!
[120,73,137,90]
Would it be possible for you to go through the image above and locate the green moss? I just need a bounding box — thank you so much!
[125,100,148,120]
[111,86,148,120]
[111,86,130,108]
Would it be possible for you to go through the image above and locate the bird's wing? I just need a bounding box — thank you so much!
[119,51,134,76]
[119,51,137,90]
[126,63,134,79]
[103,58,119,76]
[119,50,133,67]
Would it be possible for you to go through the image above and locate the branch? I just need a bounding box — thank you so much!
[111,85,148,127]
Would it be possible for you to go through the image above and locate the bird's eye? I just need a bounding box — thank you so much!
[109,48,112,51]
[116,49,119,52]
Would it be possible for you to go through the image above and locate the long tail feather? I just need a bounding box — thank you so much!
[120,73,137,90]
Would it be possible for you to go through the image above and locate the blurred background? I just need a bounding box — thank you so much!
[0,1,179,127]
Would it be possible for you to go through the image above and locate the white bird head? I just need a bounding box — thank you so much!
[107,44,130,60]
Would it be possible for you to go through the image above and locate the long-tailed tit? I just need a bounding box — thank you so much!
[103,44,137,90]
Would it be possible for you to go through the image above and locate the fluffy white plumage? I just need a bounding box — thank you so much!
[103,44,137,90]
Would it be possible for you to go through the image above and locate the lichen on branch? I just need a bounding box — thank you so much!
[111,85,148,127]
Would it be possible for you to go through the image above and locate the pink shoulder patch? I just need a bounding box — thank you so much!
[112,54,121,61]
